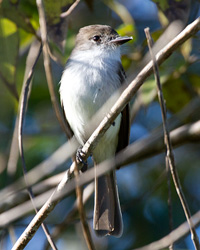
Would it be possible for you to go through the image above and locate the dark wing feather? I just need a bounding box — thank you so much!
[116,64,130,154]
[61,103,74,139]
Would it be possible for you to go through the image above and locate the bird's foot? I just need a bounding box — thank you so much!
[76,147,88,172]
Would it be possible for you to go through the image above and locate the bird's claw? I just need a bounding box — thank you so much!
[76,147,88,172]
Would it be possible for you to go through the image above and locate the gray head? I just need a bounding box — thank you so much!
[74,24,132,51]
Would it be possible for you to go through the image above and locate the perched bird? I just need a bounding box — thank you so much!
[60,24,132,237]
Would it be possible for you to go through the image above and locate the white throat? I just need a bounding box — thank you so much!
[60,44,123,145]
[73,43,121,61]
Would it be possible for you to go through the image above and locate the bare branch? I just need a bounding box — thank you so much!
[60,0,81,18]
[0,139,78,201]
[2,96,200,203]
[17,40,58,250]
[7,118,19,177]
[123,120,200,166]
[74,160,95,250]
[8,226,17,246]
[1,120,200,226]
[135,210,200,250]
[36,0,72,139]
[45,183,94,250]
[18,41,42,177]
[1,95,200,210]
[145,27,200,249]
[7,39,46,177]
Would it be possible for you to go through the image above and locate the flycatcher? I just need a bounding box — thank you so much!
[60,24,132,237]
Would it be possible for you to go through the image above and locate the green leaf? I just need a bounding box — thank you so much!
[43,0,74,51]
[0,18,19,84]
[140,76,157,106]
[117,23,136,42]
[162,76,192,112]
[181,39,192,60]
[189,74,200,95]
[139,73,169,106]
[152,0,169,11]
[0,0,37,35]
[104,0,134,25]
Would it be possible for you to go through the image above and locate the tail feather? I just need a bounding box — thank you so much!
[93,171,123,237]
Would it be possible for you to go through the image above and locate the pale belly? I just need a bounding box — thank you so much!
[60,58,122,162]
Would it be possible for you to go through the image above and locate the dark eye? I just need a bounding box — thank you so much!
[93,35,101,42]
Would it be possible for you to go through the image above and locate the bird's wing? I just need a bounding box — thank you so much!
[116,64,130,154]
[61,101,74,139]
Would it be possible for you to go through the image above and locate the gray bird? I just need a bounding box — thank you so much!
[60,24,132,237]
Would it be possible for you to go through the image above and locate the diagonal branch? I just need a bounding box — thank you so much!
[134,211,200,250]
[1,97,200,203]
[45,183,94,250]
[134,209,200,250]
[60,0,81,18]
[1,120,200,226]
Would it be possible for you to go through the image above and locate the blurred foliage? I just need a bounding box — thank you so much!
[0,0,200,250]
[0,0,38,34]
[153,0,191,21]
[0,18,19,99]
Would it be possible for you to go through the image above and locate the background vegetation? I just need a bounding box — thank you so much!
[0,0,200,249]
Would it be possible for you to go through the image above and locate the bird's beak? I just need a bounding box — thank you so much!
[109,36,133,45]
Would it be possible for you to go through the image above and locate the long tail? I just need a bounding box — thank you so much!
[93,170,123,237]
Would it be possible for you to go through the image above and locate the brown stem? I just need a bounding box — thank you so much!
[145,27,200,250]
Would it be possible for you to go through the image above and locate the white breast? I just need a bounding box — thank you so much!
[60,47,122,159]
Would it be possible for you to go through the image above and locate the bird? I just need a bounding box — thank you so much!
[60,24,132,237]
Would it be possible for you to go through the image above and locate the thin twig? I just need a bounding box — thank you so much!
[166,157,174,250]
[18,41,58,250]
[60,0,81,18]
[8,226,17,246]
[7,39,42,177]
[7,117,20,177]
[135,209,200,250]
[145,27,200,250]
[1,138,78,201]
[45,183,94,250]
[36,0,72,139]
[74,159,96,250]
[146,27,174,250]
[11,17,200,250]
